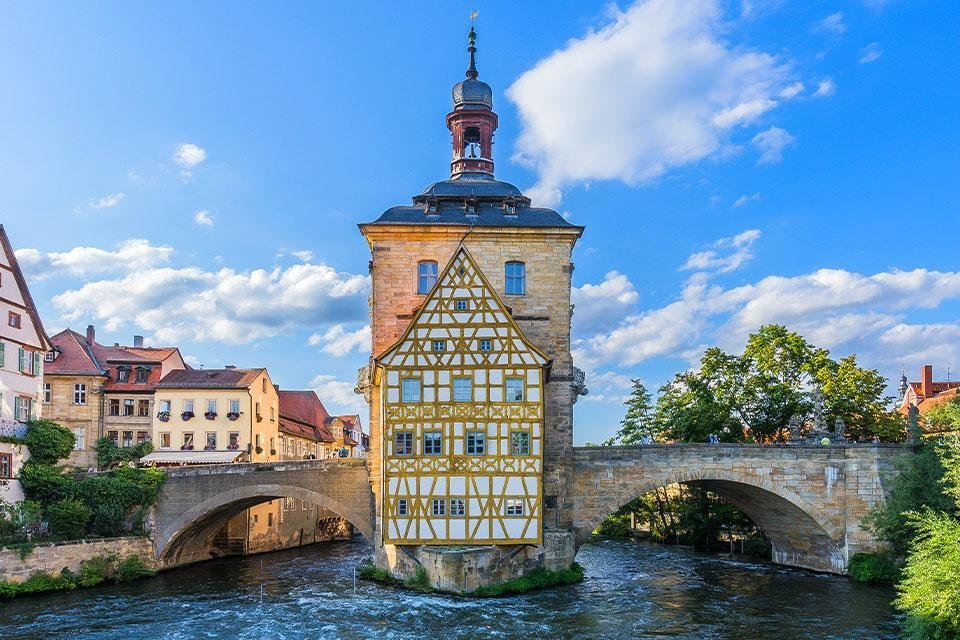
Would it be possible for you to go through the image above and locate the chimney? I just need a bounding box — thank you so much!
[133,335,144,348]
[86,324,95,345]
[921,365,934,398]
[224,365,236,370]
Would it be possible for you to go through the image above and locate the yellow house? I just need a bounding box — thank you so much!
[143,367,279,465]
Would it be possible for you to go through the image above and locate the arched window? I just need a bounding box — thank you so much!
[418,260,438,294]
[462,127,481,159]
[505,261,525,295]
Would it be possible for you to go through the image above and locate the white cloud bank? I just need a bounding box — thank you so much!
[173,143,207,167]
[508,0,797,205]
[15,239,174,280]
[308,324,371,357]
[309,373,366,414]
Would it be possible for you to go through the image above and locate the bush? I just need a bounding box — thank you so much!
[47,499,92,540]
[848,551,900,584]
[896,509,960,636]
[405,566,432,592]
[77,554,116,587]
[19,462,78,505]
[0,553,156,599]
[24,420,75,464]
[16,570,75,595]
[95,437,154,468]
[473,563,585,597]
[114,555,155,582]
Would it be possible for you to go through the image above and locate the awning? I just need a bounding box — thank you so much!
[140,450,244,465]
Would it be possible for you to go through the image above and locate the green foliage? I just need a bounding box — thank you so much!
[94,437,154,468]
[405,565,432,592]
[23,419,75,464]
[19,462,78,505]
[76,553,117,587]
[848,551,900,584]
[864,440,955,557]
[896,509,960,636]
[14,570,76,595]
[655,372,744,443]
[114,554,156,582]
[0,553,156,599]
[816,355,903,442]
[0,499,41,543]
[357,559,400,585]
[47,499,92,540]
[615,380,657,444]
[473,564,584,597]
[926,397,960,435]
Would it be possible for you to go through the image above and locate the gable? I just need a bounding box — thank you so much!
[0,225,51,351]
[378,246,549,370]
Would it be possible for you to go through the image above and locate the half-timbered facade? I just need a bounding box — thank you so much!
[378,247,549,544]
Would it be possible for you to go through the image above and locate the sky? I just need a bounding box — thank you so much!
[2,0,958,444]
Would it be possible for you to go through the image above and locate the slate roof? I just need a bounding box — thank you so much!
[157,368,265,389]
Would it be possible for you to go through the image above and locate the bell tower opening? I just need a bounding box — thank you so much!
[462,127,482,159]
[447,27,498,178]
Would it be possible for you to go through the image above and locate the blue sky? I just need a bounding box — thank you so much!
[2,1,958,444]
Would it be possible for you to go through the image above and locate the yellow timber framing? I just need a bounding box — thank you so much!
[376,245,548,545]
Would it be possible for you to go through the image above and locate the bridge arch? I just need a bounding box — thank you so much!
[571,446,860,573]
[152,459,374,568]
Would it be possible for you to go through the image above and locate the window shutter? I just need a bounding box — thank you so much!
[33,352,41,376]
[14,396,21,421]
[18,347,25,372]
[0,342,4,367]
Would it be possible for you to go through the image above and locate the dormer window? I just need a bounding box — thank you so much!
[117,366,129,383]
[135,367,149,383]
[462,127,481,159]
[417,261,438,294]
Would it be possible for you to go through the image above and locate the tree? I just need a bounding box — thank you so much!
[95,437,154,468]
[654,372,744,443]
[924,396,960,434]
[816,355,904,442]
[23,419,75,464]
[615,379,656,444]
[47,498,92,540]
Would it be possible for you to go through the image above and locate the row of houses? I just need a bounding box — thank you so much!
[43,325,366,470]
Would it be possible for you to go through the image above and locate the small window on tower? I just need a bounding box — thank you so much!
[463,127,481,159]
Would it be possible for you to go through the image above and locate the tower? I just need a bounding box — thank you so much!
[358,28,584,592]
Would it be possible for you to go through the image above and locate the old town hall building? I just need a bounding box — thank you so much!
[359,29,584,589]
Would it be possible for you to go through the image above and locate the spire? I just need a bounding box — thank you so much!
[466,26,478,79]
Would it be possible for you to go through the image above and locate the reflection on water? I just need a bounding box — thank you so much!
[0,539,898,639]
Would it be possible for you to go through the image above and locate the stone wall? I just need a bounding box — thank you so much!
[0,537,155,583]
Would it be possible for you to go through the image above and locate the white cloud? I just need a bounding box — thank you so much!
[752,126,796,164]
[173,143,207,167]
[507,0,792,205]
[817,12,847,35]
[580,370,635,404]
[860,42,883,64]
[292,250,315,262]
[572,271,640,335]
[813,78,837,97]
[194,210,214,226]
[681,228,761,273]
[89,193,125,210]
[52,258,370,345]
[309,374,366,415]
[15,239,174,280]
[779,82,805,99]
[308,324,370,357]
[733,192,762,208]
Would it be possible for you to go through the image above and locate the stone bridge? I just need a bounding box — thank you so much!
[152,458,374,568]
[570,443,900,573]
[151,444,901,574]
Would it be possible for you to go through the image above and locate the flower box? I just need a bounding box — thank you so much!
[227,412,240,421]
[180,444,194,451]
[204,411,217,420]
[157,411,170,422]
[181,411,195,421]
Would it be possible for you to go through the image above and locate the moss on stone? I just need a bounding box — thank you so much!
[471,563,585,597]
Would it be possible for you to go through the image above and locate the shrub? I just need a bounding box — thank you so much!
[47,499,92,540]
[77,554,116,587]
[95,437,154,468]
[114,555,155,582]
[19,463,78,505]
[473,563,585,597]
[24,420,75,464]
[405,566,432,592]
[16,570,75,595]
[848,551,900,584]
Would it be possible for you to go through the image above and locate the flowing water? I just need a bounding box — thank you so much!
[0,539,898,639]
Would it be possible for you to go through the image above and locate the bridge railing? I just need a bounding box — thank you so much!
[161,457,368,478]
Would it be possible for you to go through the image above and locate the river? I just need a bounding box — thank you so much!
[0,539,898,639]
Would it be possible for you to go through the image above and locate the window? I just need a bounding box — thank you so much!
[123,399,135,416]
[206,400,217,414]
[505,261,526,295]
[0,453,12,479]
[431,498,446,516]
[479,339,492,352]
[505,378,525,402]
[137,431,149,444]
[107,430,119,445]
[183,400,194,413]
[394,431,414,455]
[228,432,240,449]
[138,399,150,417]
[423,431,442,455]
[18,347,33,374]
[43,383,51,403]
[136,368,148,383]
[122,431,133,448]
[183,433,194,449]
[269,406,275,422]
[268,512,273,527]
[255,433,263,450]
[8,311,21,328]
[417,260,438,294]
[74,384,86,405]
[466,431,485,455]
[108,399,120,416]
[262,378,267,393]
[506,499,525,516]
[432,340,446,352]
[14,396,32,422]
[455,300,468,311]
[229,399,240,414]
[44,351,54,362]
[401,379,421,403]
[73,428,85,451]
[397,499,409,517]
[511,431,530,456]
[255,402,261,418]
[160,433,171,448]
[159,399,171,413]
[205,432,217,450]
[117,368,129,383]
[449,499,465,517]
[453,377,472,402]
